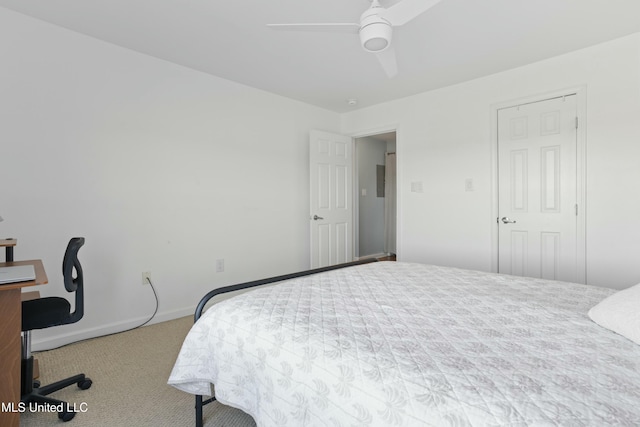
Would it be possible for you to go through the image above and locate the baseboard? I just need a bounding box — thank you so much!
[31,306,196,352]
[356,253,387,260]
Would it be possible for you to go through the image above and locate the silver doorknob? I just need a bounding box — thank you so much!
[313,215,324,220]
[501,217,516,224]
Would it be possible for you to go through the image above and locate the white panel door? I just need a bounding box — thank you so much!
[498,95,579,282]
[310,130,353,268]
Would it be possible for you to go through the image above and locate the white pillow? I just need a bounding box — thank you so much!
[589,283,640,345]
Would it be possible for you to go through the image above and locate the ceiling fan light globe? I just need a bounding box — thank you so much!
[364,37,388,52]
[359,21,392,52]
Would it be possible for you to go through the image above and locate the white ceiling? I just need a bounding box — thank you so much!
[2,0,640,113]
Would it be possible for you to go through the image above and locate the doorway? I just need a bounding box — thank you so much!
[355,132,397,259]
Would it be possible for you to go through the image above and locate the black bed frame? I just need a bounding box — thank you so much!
[192,258,379,427]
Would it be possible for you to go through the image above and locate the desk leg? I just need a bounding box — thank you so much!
[5,246,13,262]
[0,289,21,426]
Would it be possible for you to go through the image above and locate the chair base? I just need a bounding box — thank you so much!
[21,356,92,422]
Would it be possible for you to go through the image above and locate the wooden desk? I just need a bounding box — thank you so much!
[0,260,47,427]
[0,238,16,262]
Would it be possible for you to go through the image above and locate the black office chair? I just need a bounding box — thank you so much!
[21,237,92,422]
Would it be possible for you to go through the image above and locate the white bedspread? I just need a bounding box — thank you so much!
[168,262,640,426]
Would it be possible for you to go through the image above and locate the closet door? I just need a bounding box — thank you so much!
[497,95,578,282]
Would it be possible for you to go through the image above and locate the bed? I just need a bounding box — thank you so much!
[168,260,640,426]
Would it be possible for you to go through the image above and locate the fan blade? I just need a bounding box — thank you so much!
[267,23,359,33]
[375,46,398,78]
[381,0,442,26]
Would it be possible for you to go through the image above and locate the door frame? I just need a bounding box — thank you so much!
[350,125,400,261]
[490,86,587,283]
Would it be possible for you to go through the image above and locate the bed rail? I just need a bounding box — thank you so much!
[193,258,379,427]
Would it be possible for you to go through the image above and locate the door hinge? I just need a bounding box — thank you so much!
[575,204,578,216]
[575,117,578,129]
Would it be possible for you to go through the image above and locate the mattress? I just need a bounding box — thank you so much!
[168,261,640,426]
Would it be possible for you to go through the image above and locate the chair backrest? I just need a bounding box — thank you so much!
[62,237,85,325]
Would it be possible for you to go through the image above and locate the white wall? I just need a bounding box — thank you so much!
[342,33,640,290]
[0,8,340,350]
[4,8,640,352]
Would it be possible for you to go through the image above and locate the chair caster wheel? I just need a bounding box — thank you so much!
[33,380,41,388]
[59,410,75,422]
[78,378,92,390]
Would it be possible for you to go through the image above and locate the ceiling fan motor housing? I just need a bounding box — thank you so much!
[359,12,392,52]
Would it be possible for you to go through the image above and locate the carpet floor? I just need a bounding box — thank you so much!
[20,316,256,427]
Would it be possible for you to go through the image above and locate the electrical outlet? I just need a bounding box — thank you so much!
[142,271,151,285]
[465,178,474,192]
[216,259,224,273]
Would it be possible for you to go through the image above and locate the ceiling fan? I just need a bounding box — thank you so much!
[267,0,442,78]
